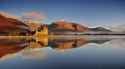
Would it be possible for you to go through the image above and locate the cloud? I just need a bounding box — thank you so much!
[22,11,46,21]
[0,11,19,19]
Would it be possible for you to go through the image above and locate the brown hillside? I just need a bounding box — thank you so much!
[49,21,88,32]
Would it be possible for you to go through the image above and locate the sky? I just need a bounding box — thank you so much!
[0,0,125,27]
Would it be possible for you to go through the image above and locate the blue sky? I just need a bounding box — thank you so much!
[0,0,125,27]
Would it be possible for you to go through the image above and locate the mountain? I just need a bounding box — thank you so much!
[48,21,114,35]
[0,14,30,35]
[48,20,89,34]
[89,27,112,32]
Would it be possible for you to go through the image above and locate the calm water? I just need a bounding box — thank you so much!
[0,36,125,69]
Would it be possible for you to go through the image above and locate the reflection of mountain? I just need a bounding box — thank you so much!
[0,38,31,58]
[48,37,111,50]
[48,38,88,49]
[88,39,111,44]
[0,36,125,59]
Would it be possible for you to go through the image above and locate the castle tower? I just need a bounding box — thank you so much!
[36,24,48,36]
[35,24,48,45]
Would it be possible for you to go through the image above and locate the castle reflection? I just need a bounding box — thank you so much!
[0,36,124,60]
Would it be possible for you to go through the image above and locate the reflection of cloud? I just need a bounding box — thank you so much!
[0,11,19,19]
[102,39,125,48]
[20,48,47,60]
[0,53,17,61]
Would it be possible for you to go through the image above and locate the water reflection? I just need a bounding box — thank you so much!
[0,36,124,60]
[1,36,125,69]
